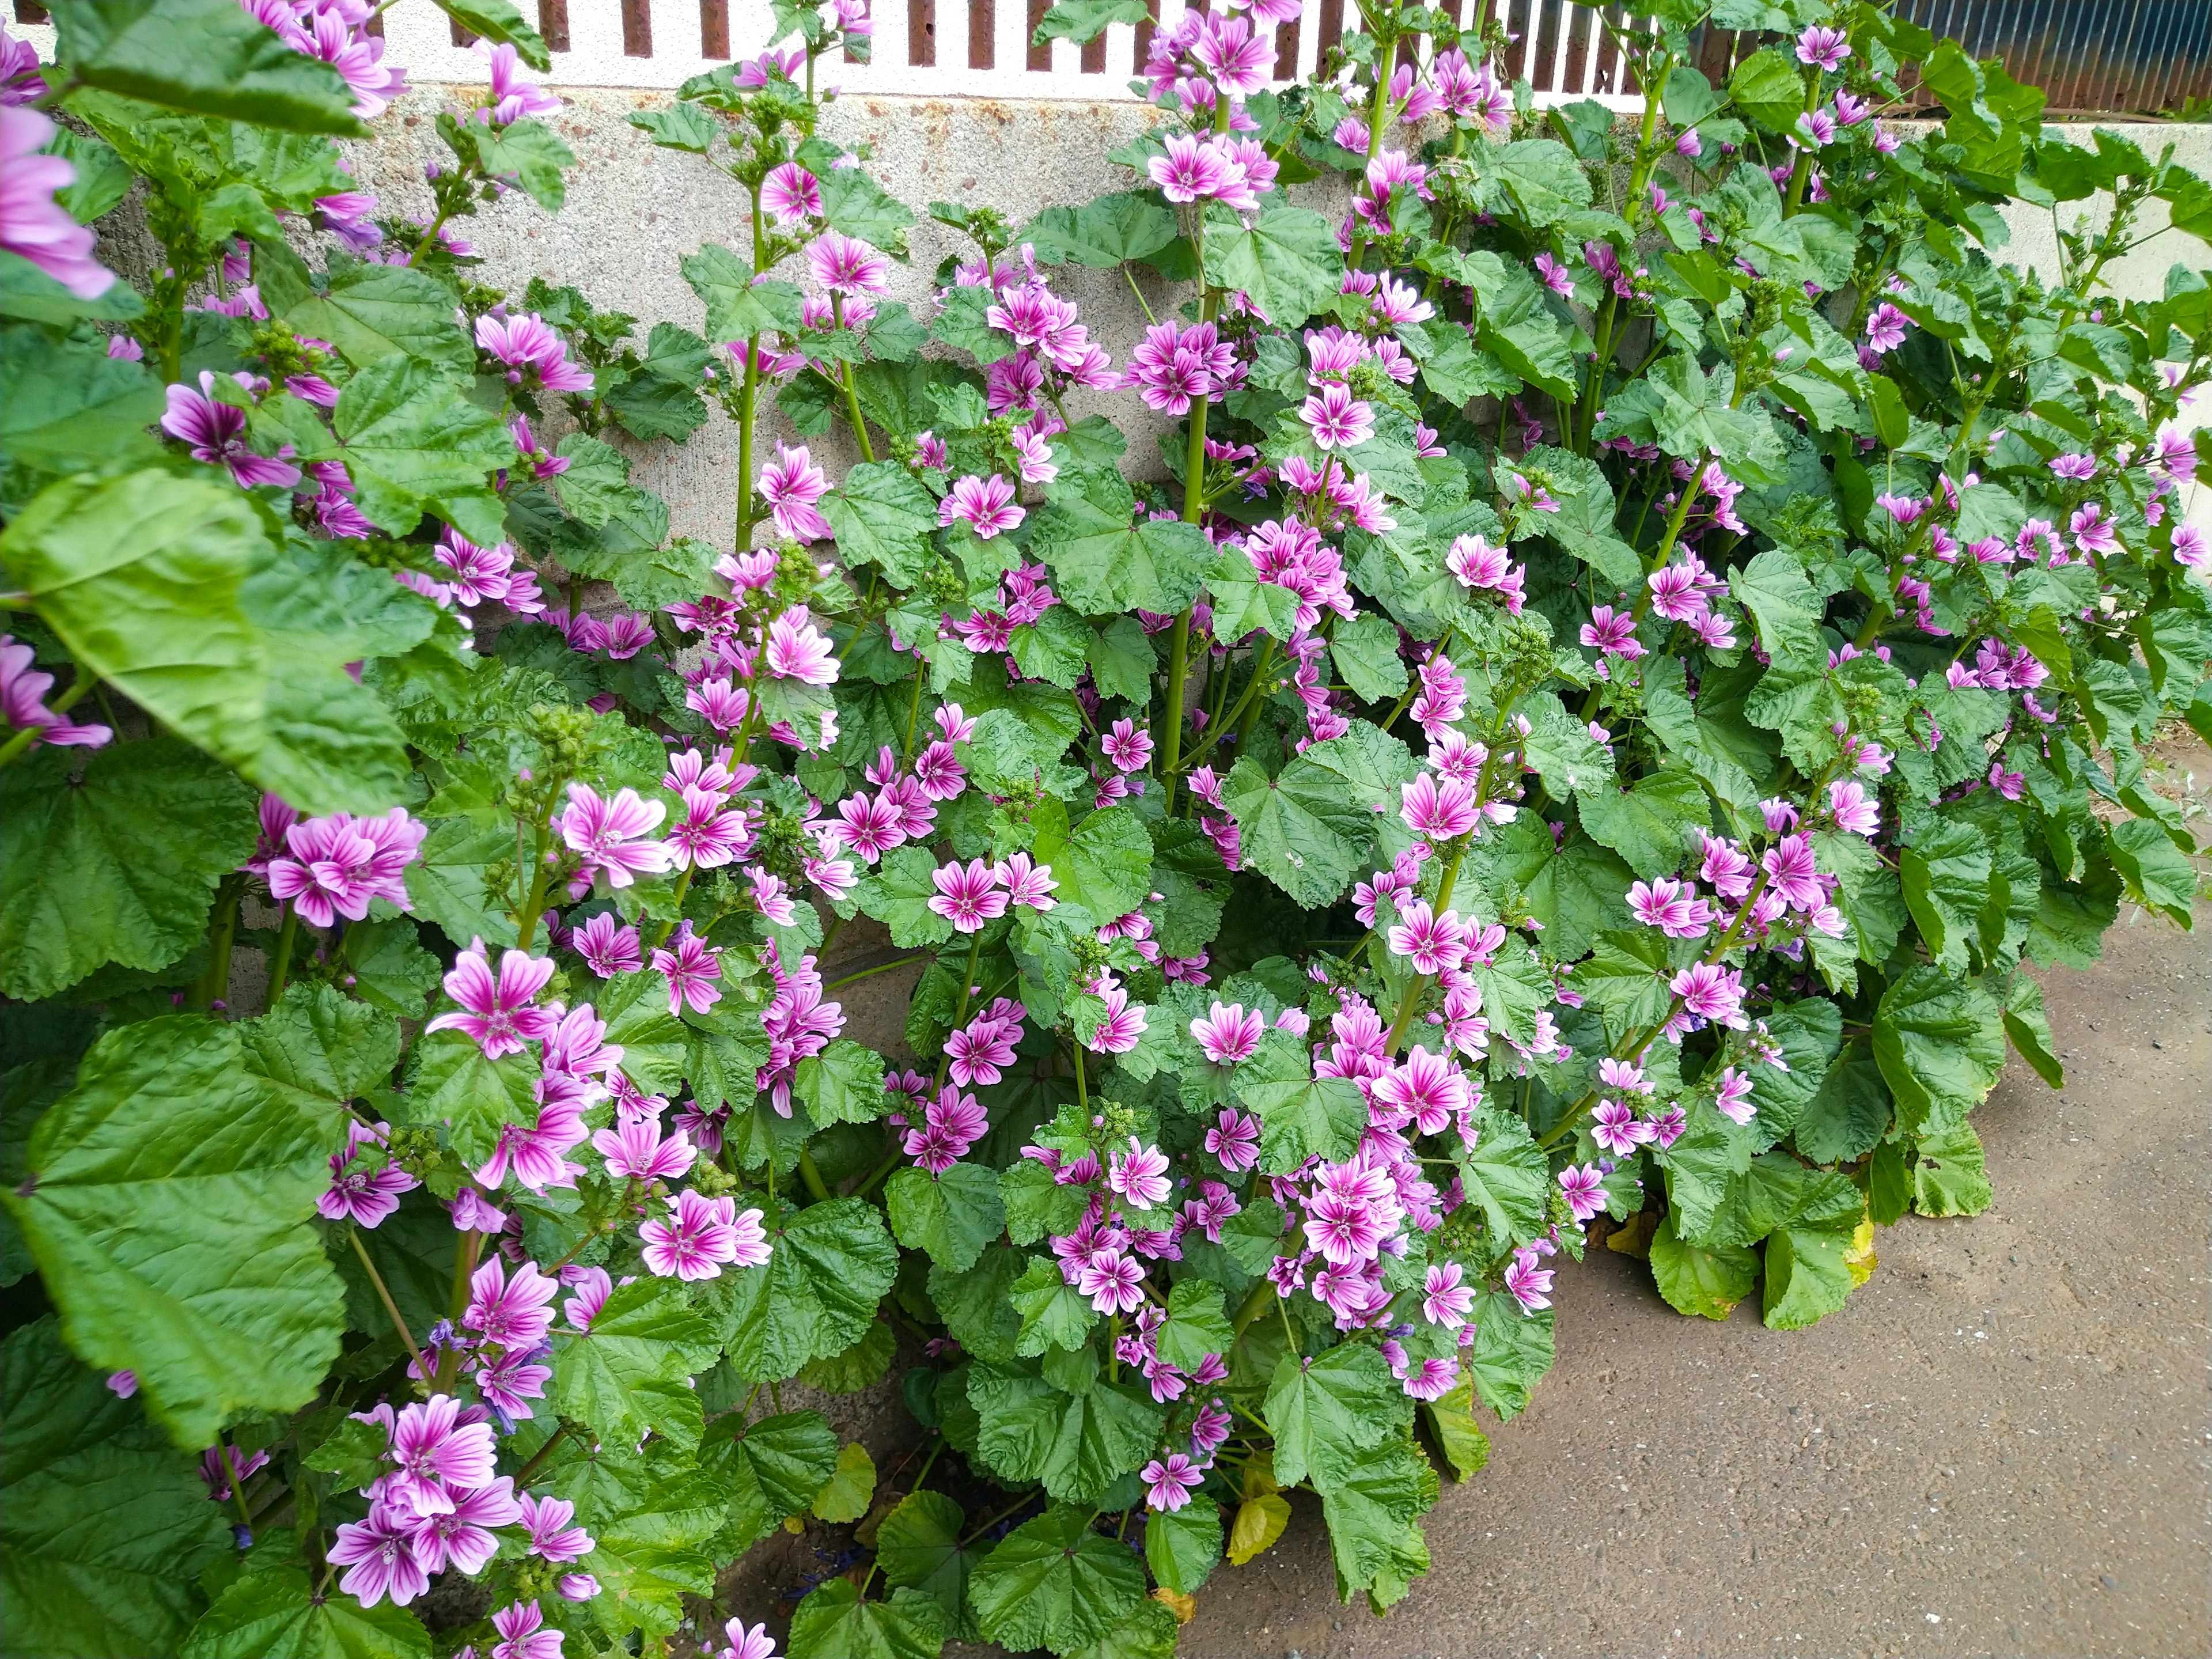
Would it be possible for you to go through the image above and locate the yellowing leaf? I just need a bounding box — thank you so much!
[1226,1493,1291,1566]
[1153,1588,1196,1624]
[1844,1214,1878,1286]
[811,1440,877,1523]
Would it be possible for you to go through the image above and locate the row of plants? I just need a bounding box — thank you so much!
[2,0,2206,1656]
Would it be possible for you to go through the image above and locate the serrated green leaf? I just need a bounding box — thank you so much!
[1263,1340,1398,1488]
[968,1505,1146,1653]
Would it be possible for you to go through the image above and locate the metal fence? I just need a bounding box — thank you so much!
[9,0,2209,112]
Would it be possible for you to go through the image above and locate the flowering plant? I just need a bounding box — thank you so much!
[2,0,2208,1656]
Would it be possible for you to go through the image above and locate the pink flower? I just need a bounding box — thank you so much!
[718,1619,780,1659]
[382,1395,498,1520]
[1400,772,1479,843]
[426,942,558,1059]
[476,312,592,393]
[759,443,832,542]
[327,1507,430,1608]
[1421,1262,1476,1328]
[574,911,643,978]
[761,161,821,225]
[1370,1044,1469,1135]
[559,784,673,889]
[1299,381,1374,452]
[161,371,300,488]
[998,852,1059,909]
[593,1116,696,1181]
[1760,833,1823,910]
[652,923,723,1015]
[518,1491,595,1563]
[1386,902,1468,975]
[940,472,1025,539]
[1205,1108,1260,1172]
[807,232,892,296]
[1101,718,1154,774]
[490,1600,564,1659]
[1796,25,1850,70]
[474,38,560,123]
[1085,980,1147,1053]
[407,1476,519,1575]
[0,634,110,749]
[1190,1001,1263,1066]
[764,606,838,684]
[266,808,426,927]
[463,1257,559,1350]
[1,107,113,299]
[1148,132,1232,203]
[928,857,1008,933]
[1668,962,1748,1030]
[2070,502,2119,556]
[1077,1248,1147,1314]
[640,1189,768,1279]
[1580,605,1643,659]
[320,1121,418,1227]
[1827,778,1881,835]
[1628,877,1712,940]
[1108,1137,1172,1209]
[1503,1246,1555,1313]
[1558,1162,1607,1222]
[561,1267,612,1333]
[1863,302,1909,355]
[2175,524,2208,567]
[1140,1452,1207,1512]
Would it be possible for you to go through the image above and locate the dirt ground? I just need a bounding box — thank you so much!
[1173,903,2210,1659]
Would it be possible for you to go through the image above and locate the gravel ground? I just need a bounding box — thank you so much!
[1178,903,2211,1659]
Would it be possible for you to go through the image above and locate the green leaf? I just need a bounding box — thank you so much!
[1086,615,1156,705]
[1872,965,2006,1138]
[0,248,141,326]
[1329,611,1410,701]
[2001,976,2063,1088]
[630,103,722,153]
[4,1317,230,1659]
[320,356,517,543]
[181,1542,431,1658]
[1907,1118,1992,1216]
[399,1028,539,1167]
[552,1276,719,1452]
[559,1440,725,1642]
[1317,1440,1433,1605]
[0,738,256,1003]
[1203,200,1340,328]
[875,1488,979,1616]
[1485,138,1593,225]
[1026,189,1176,267]
[1647,1213,1757,1320]
[1729,44,1808,131]
[1465,1290,1553,1421]
[2107,817,2199,929]
[811,1440,877,1522]
[50,0,369,135]
[710,1196,899,1382]
[969,1368,1164,1501]
[968,1505,1147,1654]
[824,460,939,585]
[1146,1495,1222,1595]
[1760,1216,1861,1331]
[241,983,399,1108]
[461,116,573,211]
[1236,1037,1368,1173]
[698,1409,839,1554]
[887,1161,1005,1273]
[1456,1108,1550,1246]
[854,844,958,949]
[1419,1378,1491,1481]
[283,259,474,374]
[788,1582,950,1659]
[1,1016,344,1450]
[1263,1340,1399,1488]
[1154,1279,1233,1372]
[1009,1253,1099,1357]
[0,327,163,474]
[1031,802,1154,922]
[1575,766,1707,881]
[1900,817,1994,972]
[798,1318,896,1393]
[1030,470,1211,616]
[1729,547,1825,666]
[821,168,917,248]
[681,245,804,343]
[1223,723,1414,907]
[1790,1036,1891,1164]
[795,1037,888,1127]
[1031,0,1149,44]
[1205,546,1302,643]
[431,0,551,66]
[928,1244,1028,1367]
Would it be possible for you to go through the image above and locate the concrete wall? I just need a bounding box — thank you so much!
[346,94,2212,554]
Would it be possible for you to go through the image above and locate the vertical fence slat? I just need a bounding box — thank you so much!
[1082,18,1108,72]
[620,0,653,58]
[700,0,730,58]
[1316,0,1344,60]
[538,0,570,52]
[967,0,993,69]
[1274,15,1301,79]
[12,0,48,20]
[909,0,937,67]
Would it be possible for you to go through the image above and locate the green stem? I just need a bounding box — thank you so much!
[350,1226,430,1386]
[851,1143,905,1201]
[1783,65,1822,215]
[653,867,695,949]
[217,1444,257,1539]
[1072,1041,1088,1111]
[1381,835,1471,1057]
[827,952,930,991]
[796,1147,832,1203]
[434,1230,485,1392]
[1176,638,1277,775]
[190,875,245,1012]
[266,906,302,1005]
[509,1421,572,1489]
[1160,613,1195,817]
[832,294,877,463]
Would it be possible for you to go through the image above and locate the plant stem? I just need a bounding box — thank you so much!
[350,1226,430,1386]
[217,1443,257,1539]
[434,1230,485,1392]
[832,294,876,463]
[266,906,301,1005]
[653,867,695,949]
[1382,835,1471,1056]
[1072,1041,1088,1111]
[190,876,246,1012]
[509,1421,572,1488]
[827,952,930,991]
[797,1147,832,1203]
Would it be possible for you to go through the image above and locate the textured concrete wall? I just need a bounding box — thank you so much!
[346,94,2212,554]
